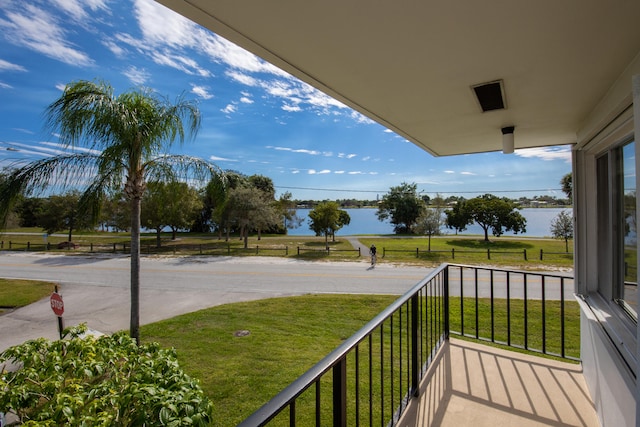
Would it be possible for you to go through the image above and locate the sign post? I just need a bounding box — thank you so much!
[50,286,64,339]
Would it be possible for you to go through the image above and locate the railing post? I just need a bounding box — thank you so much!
[524,249,527,261]
[358,247,360,257]
[416,248,419,257]
[298,246,300,255]
[411,294,420,396]
[27,242,30,251]
[256,245,259,255]
[286,246,289,256]
[487,248,490,260]
[444,266,450,339]
[540,249,543,260]
[451,248,454,259]
[541,275,546,354]
[333,358,347,427]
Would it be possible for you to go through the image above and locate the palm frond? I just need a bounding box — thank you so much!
[0,154,101,227]
[144,154,225,188]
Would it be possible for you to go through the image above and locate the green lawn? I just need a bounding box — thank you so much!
[0,228,573,269]
[360,236,573,268]
[141,294,399,426]
[0,279,56,314]
[140,293,580,426]
[0,274,581,425]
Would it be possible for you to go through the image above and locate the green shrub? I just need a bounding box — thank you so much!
[0,325,212,426]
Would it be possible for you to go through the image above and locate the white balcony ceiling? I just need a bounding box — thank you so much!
[155,0,640,156]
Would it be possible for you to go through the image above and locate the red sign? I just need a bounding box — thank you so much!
[50,292,64,317]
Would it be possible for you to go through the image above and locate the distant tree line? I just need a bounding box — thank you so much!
[3,173,575,246]
[1,170,303,250]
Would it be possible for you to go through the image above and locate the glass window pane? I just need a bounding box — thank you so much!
[622,141,637,318]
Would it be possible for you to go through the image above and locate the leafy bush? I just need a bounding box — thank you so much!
[0,325,212,426]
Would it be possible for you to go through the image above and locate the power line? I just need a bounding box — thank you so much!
[275,185,564,195]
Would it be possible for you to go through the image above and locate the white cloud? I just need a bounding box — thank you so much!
[515,145,572,163]
[444,170,455,174]
[4,140,102,158]
[191,84,214,99]
[39,141,101,155]
[0,82,12,89]
[282,103,302,112]
[318,169,331,174]
[267,146,322,156]
[239,96,253,104]
[51,0,109,21]
[209,154,236,162]
[226,70,259,87]
[0,3,93,66]
[123,66,150,85]
[460,171,476,176]
[0,59,26,72]
[350,110,374,124]
[102,39,127,57]
[362,156,371,161]
[221,104,237,114]
[128,0,366,124]
[308,169,317,174]
[334,170,345,174]
[338,153,357,159]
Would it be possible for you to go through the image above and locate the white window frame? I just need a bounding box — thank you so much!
[575,105,637,376]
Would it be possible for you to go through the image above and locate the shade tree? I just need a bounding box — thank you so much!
[445,194,526,242]
[377,182,425,234]
[308,201,351,249]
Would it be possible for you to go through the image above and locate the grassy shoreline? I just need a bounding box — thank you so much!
[0,229,574,270]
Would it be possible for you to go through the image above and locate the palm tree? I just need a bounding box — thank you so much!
[0,79,223,344]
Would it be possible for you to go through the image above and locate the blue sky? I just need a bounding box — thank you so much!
[0,0,572,201]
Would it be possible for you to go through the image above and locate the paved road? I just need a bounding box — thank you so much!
[0,253,433,352]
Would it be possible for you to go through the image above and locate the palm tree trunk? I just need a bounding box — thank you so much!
[130,196,141,345]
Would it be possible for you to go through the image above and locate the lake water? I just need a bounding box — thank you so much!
[287,207,571,237]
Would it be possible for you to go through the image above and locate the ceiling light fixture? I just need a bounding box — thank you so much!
[502,126,515,154]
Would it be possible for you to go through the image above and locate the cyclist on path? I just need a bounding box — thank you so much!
[369,244,377,267]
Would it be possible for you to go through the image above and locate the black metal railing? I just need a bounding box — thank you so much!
[447,263,577,360]
[238,266,449,427]
[239,263,577,426]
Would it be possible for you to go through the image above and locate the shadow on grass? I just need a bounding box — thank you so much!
[446,238,534,250]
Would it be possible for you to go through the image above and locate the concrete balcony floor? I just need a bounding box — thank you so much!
[398,338,599,427]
